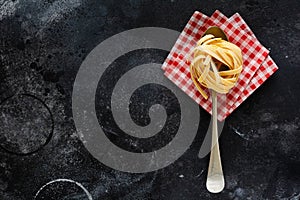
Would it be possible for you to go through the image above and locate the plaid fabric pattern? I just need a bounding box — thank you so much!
[162,10,279,121]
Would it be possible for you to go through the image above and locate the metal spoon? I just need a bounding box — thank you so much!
[202,27,228,193]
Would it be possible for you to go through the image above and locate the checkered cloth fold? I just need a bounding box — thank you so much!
[162,10,278,121]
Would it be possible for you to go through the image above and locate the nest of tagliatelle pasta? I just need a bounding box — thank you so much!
[189,33,243,99]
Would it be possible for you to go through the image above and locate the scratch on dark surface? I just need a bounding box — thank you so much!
[230,126,250,141]
[288,193,300,200]
[0,0,19,21]
[195,169,204,178]
[39,0,82,25]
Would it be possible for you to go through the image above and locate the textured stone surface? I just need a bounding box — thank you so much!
[0,0,299,199]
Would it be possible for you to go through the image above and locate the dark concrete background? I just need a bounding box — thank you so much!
[0,0,299,199]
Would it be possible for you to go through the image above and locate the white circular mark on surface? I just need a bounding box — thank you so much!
[34,178,93,200]
[0,94,53,155]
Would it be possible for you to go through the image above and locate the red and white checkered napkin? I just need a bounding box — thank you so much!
[162,10,278,121]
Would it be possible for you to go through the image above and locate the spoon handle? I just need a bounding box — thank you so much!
[206,91,225,193]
